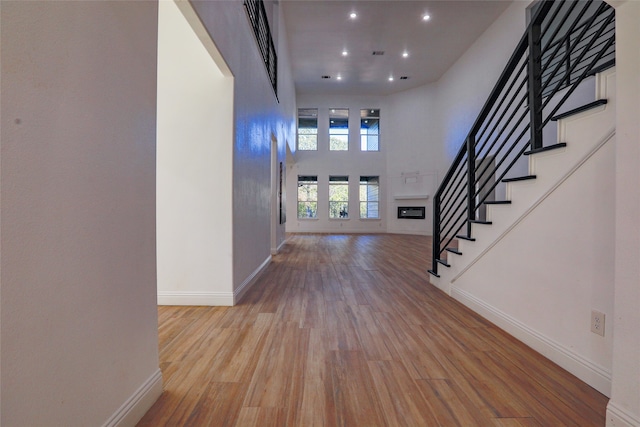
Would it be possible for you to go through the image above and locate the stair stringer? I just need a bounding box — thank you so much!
[430,67,616,294]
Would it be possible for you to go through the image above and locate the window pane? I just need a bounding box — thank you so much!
[298,109,318,150]
[329,109,349,151]
[297,175,318,218]
[359,176,380,218]
[329,176,349,218]
[360,109,380,151]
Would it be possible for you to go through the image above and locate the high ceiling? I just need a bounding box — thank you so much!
[281,0,513,96]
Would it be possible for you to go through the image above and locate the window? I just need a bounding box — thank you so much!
[360,109,380,151]
[329,176,349,218]
[360,176,380,218]
[298,109,318,150]
[297,175,318,218]
[329,109,349,151]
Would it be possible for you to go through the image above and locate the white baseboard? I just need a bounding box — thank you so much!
[157,257,271,307]
[451,286,612,396]
[385,228,430,236]
[607,402,640,427]
[157,291,235,306]
[102,369,163,427]
[234,255,271,304]
[271,237,288,255]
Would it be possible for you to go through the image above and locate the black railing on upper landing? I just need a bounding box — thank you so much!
[244,0,278,99]
[429,0,615,277]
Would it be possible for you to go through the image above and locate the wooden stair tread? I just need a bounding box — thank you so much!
[551,99,608,121]
[456,234,476,242]
[502,175,536,183]
[524,142,567,156]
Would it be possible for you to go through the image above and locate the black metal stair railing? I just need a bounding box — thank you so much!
[244,0,278,99]
[429,0,615,277]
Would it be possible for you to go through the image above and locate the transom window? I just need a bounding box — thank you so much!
[297,109,318,151]
[361,109,380,151]
[329,176,349,218]
[329,109,349,151]
[297,175,318,218]
[360,176,380,219]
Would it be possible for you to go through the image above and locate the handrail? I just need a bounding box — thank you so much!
[429,0,615,277]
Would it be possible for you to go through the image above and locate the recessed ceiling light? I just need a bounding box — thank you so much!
[337,75,342,80]
[349,12,357,19]
[342,50,348,56]
[402,51,409,58]
[422,14,431,21]
[388,76,394,82]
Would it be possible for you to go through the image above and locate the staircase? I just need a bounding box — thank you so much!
[428,0,616,280]
[426,0,617,396]
[430,67,615,294]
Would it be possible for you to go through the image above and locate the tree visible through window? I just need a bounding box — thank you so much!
[329,176,349,218]
[298,109,318,151]
[329,109,349,151]
[360,109,380,151]
[297,175,318,218]
[360,176,379,218]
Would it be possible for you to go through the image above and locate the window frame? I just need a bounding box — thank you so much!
[329,175,349,219]
[360,109,380,152]
[297,108,318,151]
[297,175,318,219]
[329,108,349,151]
[359,176,380,219]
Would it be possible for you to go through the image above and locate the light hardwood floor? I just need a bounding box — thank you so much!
[138,233,608,426]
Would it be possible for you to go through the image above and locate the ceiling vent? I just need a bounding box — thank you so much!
[321,75,331,79]
[400,76,409,80]
[372,51,385,56]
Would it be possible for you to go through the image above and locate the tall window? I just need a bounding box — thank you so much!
[360,176,380,218]
[298,109,318,151]
[297,175,318,218]
[329,109,349,151]
[360,109,380,151]
[329,176,349,218]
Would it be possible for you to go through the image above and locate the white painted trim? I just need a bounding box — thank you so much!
[607,402,640,427]
[157,291,235,306]
[451,128,616,283]
[102,369,163,427]
[451,286,613,396]
[234,256,271,304]
[173,0,233,77]
[272,238,288,255]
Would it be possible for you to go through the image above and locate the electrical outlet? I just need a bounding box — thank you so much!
[591,310,605,336]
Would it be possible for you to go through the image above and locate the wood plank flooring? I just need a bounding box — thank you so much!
[138,233,608,426]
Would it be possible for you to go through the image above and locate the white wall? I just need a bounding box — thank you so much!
[437,1,529,163]
[607,1,640,426]
[289,94,387,233]
[386,84,442,235]
[288,2,531,237]
[156,0,234,305]
[452,132,616,395]
[189,1,296,299]
[0,2,161,426]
